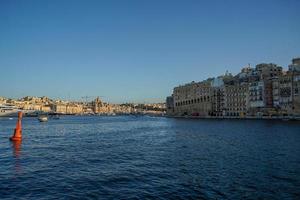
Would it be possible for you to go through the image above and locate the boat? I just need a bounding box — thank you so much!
[0,104,37,117]
[0,104,21,117]
[38,115,48,122]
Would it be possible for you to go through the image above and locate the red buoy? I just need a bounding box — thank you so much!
[10,111,23,141]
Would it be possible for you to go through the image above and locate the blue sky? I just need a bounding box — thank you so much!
[0,0,299,103]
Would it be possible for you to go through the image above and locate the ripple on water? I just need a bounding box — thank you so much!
[0,116,300,199]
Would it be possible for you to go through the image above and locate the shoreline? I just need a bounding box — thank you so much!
[167,115,300,121]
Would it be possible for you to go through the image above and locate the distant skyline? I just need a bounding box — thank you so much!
[0,0,299,103]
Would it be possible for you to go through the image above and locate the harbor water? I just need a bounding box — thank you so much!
[0,116,300,199]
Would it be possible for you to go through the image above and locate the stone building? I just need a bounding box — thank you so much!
[292,73,300,115]
[224,84,249,116]
[264,79,274,108]
[167,57,299,117]
[173,81,212,116]
[277,71,300,115]
[278,73,293,114]
[51,103,67,114]
[41,105,51,112]
[274,58,300,115]
[211,87,225,116]
[272,77,280,108]
[98,104,113,114]
[91,97,113,114]
[92,97,103,114]
[249,81,265,109]
[66,104,83,114]
[23,103,43,111]
[166,96,174,115]
[51,103,83,114]
[255,63,282,79]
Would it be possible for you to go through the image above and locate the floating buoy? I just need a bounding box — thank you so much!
[10,112,22,141]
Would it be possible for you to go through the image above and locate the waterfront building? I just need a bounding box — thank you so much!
[1,95,162,116]
[23,103,43,111]
[211,77,225,116]
[272,77,280,108]
[66,103,83,114]
[92,97,103,114]
[211,87,225,116]
[278,72,293,114]
[168,57,299,117]
[91,97,115,114]
[112,104,134,114]
[249,81,265,108]
[166,96,174,115]
[264,79,274,108]
[248,63,282,115]
[287,58,300,115]
[224,84,249,116]
[292,73,300,115]
[248,80,276,115]
[277,70,300,115]
[41,105,51,112]
[51,103,67,114]
[173,81,212,116]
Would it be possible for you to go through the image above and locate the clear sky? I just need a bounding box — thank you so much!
[0,0,299,103]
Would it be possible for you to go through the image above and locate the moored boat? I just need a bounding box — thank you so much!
[0,104,37,117]
[38,115,48,122]
[0,104,21,117]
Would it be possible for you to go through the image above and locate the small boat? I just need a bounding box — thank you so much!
[38,115,48,122]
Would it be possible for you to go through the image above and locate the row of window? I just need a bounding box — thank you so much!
[175,96,210,106]
[227,107,246,111]
[226,97,246,101]
[226,89,246,93]
[227,104,246,108]
[226,94,247,97]
[227,101,246,105]
[249,92,263,96]
[250,97,263,101]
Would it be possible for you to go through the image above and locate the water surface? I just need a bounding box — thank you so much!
[0,116,300,199]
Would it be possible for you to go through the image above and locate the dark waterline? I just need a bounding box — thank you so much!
[0,116,300,199]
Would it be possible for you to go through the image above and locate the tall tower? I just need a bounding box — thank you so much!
[93,97,103,113]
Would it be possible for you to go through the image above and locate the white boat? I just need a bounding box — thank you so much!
[0,104,21,117]
[0,104,36,117]
[38,115,48,122]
